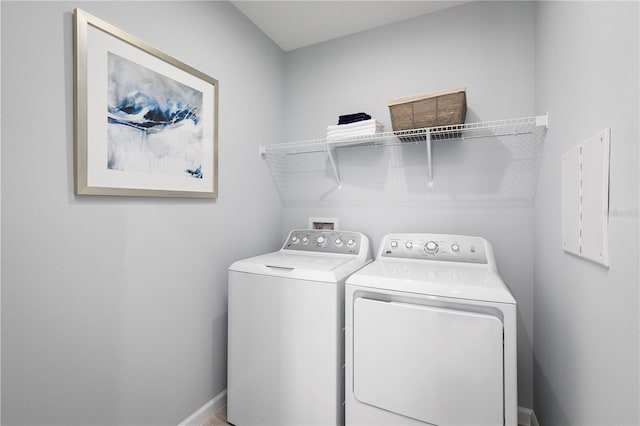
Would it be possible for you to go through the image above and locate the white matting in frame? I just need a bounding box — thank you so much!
[74,8,218,198]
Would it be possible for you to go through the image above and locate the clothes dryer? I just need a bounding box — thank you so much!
[345,233,517,426]
[228,229,371,426]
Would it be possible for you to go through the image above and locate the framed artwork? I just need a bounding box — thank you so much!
[74,8,218,198]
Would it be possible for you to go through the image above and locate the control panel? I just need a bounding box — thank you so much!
[283,229,364,255]
[380,233,488,264]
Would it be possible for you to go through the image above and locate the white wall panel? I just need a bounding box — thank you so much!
[561,129,610,266]
[580,129,610,266]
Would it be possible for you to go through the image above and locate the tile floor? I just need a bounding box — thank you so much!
[203,407,528,426]
[202,407,229,426]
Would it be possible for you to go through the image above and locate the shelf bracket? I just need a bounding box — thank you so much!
[326,145,342,189]
[536,113,549,129]
[426,131,434,188]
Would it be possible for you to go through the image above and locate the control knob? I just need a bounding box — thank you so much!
[424,241,439,254]
[390,241,398,249]
[291,236,300,244]
[302,236,309,244]
[347,238,356,247]
[335,238,343,247]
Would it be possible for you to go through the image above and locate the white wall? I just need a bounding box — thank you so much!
[281,1,537,408]
[1,1,284,425]
[534,2,640,425]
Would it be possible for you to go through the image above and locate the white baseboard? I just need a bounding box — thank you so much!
[531,410,540,426]
[178,389,227,426]
[518,406,539,426]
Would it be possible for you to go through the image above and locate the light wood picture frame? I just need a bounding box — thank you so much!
[74,8,218,198]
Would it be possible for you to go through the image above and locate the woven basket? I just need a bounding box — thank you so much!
[388,87,467,132]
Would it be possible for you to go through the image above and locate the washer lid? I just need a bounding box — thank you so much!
[229,251,364,282]
[255,252,354,270]
[346,259,516,304]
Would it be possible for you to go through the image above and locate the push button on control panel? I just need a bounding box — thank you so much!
[380,234,488,264]
[284,230,363,254]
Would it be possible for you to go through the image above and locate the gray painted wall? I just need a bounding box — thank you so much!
[281,1,537,408]
[1,2,284,425]
[534,2,640,425]
[3,1,638,425]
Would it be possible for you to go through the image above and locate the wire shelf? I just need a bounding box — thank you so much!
[260,114,548,203]
[260,115,547,155]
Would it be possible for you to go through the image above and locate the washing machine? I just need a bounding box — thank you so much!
[227,229,371,426]
[345,233,517,426]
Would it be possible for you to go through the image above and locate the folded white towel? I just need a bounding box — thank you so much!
[327,127,383,138]
[326,118,384,144]
[328,125,381,132]
[328,123,382,133]
[326,123,384,143]
[326,118,382,132]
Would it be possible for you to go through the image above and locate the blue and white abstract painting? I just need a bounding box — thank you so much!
[107,52,203,178]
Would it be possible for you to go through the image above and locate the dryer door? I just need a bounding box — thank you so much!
[353,297,504,425]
